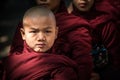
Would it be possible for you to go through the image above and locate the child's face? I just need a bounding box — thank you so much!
[35,0,61,11]
[21,16,58,53]
[73,0,94,12]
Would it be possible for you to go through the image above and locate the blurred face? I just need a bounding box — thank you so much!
[73,0,94,11]
[21,16,58,53]
[35,0,61,11]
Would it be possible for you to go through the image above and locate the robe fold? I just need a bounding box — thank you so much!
[10,22,23,53]
[106,0,120,32]
[52,12,93,80]
[3,42,78,80]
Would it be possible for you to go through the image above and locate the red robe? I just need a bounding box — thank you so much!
[105,0,120,18]
[106,0,120,32]
[52,12,93,80]
[10,22,24,53]
[3,42,78,80]
[72,0,120,80]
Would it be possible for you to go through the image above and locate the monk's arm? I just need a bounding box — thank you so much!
[67,27,93,80]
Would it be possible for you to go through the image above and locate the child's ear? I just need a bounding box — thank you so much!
[55,26,59,39]
[20,28,25,40]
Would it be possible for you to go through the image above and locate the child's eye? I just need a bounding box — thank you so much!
[45,30,52,33]
[29,31,37,33]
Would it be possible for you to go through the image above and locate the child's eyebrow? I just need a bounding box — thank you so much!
[29,26,53,30]
[44,26,53,29]
[30,27,39,30]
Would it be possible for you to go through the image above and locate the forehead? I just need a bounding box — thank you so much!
[23,16,56,29]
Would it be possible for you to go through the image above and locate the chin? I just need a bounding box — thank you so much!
[79,8,89,12]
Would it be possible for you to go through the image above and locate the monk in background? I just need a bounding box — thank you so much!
[70,0,120,80]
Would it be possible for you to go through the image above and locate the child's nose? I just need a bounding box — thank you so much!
[37,32,46,41]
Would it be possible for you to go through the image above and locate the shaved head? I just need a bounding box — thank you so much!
[21,6,58,52]
[23,6,56,27]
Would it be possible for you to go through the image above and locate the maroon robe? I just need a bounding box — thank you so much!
[72,0,120,80]
[52,12,93,80]
[105,0,120,18]
[106,0,120,32]
[10,22,24,53]
[3,42,78,80]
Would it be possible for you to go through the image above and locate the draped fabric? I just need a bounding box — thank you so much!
[52,12,93,80]
[3,42,78,80]
[72,0,120,80]
[105,0,120,18]
[106,0,120,33]
[10,22,24,53]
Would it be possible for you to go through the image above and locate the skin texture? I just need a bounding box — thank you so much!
[73,0,94,11]
[21,7,58,53]
[35,0,61,11]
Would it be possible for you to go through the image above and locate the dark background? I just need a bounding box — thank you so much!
[0,0,35,57]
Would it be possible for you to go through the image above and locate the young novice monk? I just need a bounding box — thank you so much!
[3,6,78,80]
[8,0,93,80]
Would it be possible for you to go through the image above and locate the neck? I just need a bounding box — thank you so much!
[67,2,73,14]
